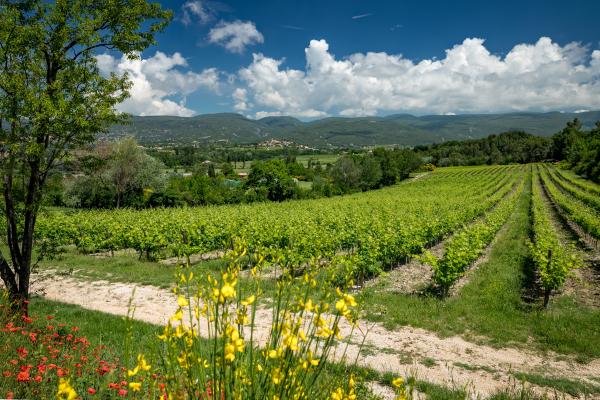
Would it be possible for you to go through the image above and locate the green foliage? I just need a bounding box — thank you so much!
[415,131,552,167]
[246,159,298,201]
[429,172,525,295]
[528,167,581,305]
[0,0,171,302]
[65,138,166,208]
[35,165,523,278]
[552,119,600,183]
[540,166,600,240]
[327,148,420,194]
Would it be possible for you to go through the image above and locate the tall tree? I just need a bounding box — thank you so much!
[0,0,171,309]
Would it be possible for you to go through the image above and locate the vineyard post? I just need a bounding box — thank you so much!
[543,249,552,308]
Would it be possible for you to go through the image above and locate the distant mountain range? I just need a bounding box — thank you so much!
[108,111,600,148]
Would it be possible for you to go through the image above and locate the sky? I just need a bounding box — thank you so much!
[96,0,600,119]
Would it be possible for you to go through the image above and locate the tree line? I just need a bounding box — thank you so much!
[414,120,600,183]
[51,140,421,208]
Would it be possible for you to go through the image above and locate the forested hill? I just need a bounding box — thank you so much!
[108,111,600,148]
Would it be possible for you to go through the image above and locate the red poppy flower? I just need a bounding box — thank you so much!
[16,370,30,382]
[88,388,97,395]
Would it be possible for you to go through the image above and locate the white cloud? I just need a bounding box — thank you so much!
[181,1,214,25]
[232,88,249,111]
[97,52,220,117]
[236,37,600,118]
[208,20,264,53]
[352,13,373,20]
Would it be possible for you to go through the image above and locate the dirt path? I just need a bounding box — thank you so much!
[31,272,600,399]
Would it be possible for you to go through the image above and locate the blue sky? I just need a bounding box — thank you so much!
[97,0,600,118]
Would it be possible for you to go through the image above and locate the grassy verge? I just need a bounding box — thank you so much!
[36,249,226,289]
[512,372,600,397]
[29,296,161,354]
[360,174,600,360]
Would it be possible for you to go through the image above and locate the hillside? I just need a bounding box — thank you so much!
[108,111,600,147]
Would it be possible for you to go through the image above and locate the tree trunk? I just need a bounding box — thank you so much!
[543,288,551,308]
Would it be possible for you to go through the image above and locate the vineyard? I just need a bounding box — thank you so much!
[34,162,599,302]
[37,165,523,282]
[5,163,600,399]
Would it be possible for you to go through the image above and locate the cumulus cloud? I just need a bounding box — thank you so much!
[237,37,600,118]
[232,88,249,111]
[97,52,220,117]
[208,20,264,53]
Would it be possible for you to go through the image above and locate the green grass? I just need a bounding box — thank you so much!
[453,362,496,374]
[420,357,437,367]
[513,372,600,396]
[360,175,600,359]
[37,249,226,289]
[28,297,161,355]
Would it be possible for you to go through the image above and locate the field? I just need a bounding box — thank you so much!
[5,164,600,399]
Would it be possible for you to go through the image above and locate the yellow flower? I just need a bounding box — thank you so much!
[57,378,77,400]
[392,377,404,388]
[177,295,189,307]
[137,354,151,371]
[221,283,236,298]
[127,365,139,377]
[170,309,183,322]
[224,343,236,362]
[283,334,299,351]
[302,299,314,312]
[129,381,142,392]
[272,367,282,384]
[224,325,245,361]
[157,325,171,341]
[241,295,255,306]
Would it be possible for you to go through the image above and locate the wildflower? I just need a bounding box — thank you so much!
[170,309,183,322]
[16,370,30,382]
[392,377,404,388]
[271,368,282,384]
[224,325,244,362]
[127,366,139,377]
[177,296,189,307]
[335,290,357,319]
[118,388,128,396]
[137,354,151,371]
[57,378,77,400]
[241,295,255,306]
[88,388,97,395]
[129,382,142,392]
